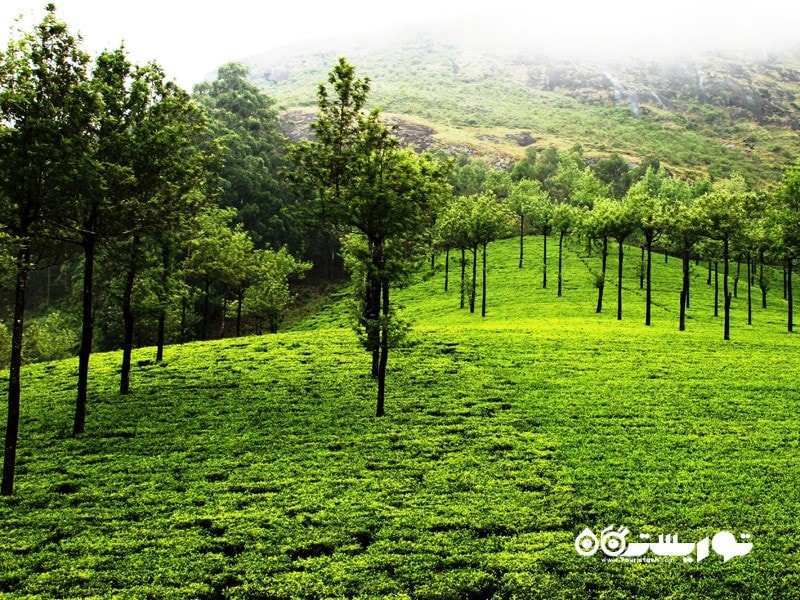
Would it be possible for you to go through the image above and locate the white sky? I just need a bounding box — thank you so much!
[1,1,798,89]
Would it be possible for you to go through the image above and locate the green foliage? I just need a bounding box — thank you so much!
[0,322,9,370]
[1,234,799,598]
[23,311,78,364]
[193,63,296,250]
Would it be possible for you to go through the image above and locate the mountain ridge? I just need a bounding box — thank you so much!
[241,19,800,182]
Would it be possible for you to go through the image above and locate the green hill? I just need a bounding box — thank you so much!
[246,20,800,184]
[1,234,798,598]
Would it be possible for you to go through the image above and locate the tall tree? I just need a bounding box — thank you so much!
[115,65,208,395]
[695,175,748,340]
[193,63,296,251]
[289,58,450,416]
[527,191,554,288]
[552,204,582,297]
[0,5,95,495]
[606,199,639,320]
[776,163,800,333]
[507,179,543,269]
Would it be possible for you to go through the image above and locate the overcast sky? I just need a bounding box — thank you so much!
[1,1,798,89]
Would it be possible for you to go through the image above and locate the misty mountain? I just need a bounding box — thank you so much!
[238,19,800,183]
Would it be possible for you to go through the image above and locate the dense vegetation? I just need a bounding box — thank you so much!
[3,7,800,597]
[1,234,798,598]
[251,23,800,184]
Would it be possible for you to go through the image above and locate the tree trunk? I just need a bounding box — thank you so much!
[518,214,524,269]
[639,245,645,290]
[645,238,653,326]
[120,235,140,396]
[784,268,788,300]
[376,278,389,417]
[201,279,210,341]
[470,246,477,314]
[734,257,741,298]
[481,242,487,317]
[542,231,547,288]
[760,250,767,309]
[714,261,719,317]
[558,230,564,297]
[723,238,730,341]
[680,250,689,331]
[747,256,752,326]
[596,236,608,313]
[788,258,794,333]
[236,290,244,337]
[74,235,96,436]
[460,248,466,309]
[2,245,30,497]
[617,239,624,320]
[156,240,170,363]
[707,261,712,286]
[444,248,450,292]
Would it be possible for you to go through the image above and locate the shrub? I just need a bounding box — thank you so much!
[24,311,78,364]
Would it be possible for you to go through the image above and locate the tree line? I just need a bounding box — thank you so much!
[2,7,800,496]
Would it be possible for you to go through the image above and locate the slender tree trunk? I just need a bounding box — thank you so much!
[470,247,477,314]
[714,261,719,317]
[640,246,645,290]
[2,245,31,497]
[724,239,730,340]
[236,290,244,337]
[788,258,794,333]
[617,239,624,320]
[760,250,767,309]
[180,297,187,344]
[120,235,140,396]
[156,240,170,363]
[74,235,96,436]
[722,238,731,340]
[645,238,653,326]
[596,236,608,313]
[518,214,524,269]
[707,261,712,286]
[542,231,547,288]
[376,278,389,417]
[481,242,487,317]
[444,248,450,291]
[680,249,689,331]
[460,248,466,309]
[201,279,210,341]
[734,257,741,298]
[784,267,788,300]
[665,252,669,264]
[367,262,380,379]
[558,230,564,297]
[747,256,752,325]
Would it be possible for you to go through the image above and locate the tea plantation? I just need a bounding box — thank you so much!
[1,236,798,599]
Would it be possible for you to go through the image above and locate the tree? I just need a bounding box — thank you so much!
[605,199,639,320]
[193,63,297,251]
[115,65,208,395]
[776,163,800,332]
[289,58,450,417]
[585,199,616,313]
[552,204,582,297]
[694,175,748,340]
[666,198,702,331]
[592,153,632,199]
[242,247,311,334]
[527,191,554,288]
[0,5,95,495]
[507,179,544,269]
[184,208,254,340]
[462,194,514,316]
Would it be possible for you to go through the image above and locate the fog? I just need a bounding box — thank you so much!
[1,0,798,87]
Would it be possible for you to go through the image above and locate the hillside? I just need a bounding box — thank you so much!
[243,19,800,183]
[1,235,799,598]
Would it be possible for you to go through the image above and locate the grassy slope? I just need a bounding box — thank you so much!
[261,42,800,184]
[1,236,799,598]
